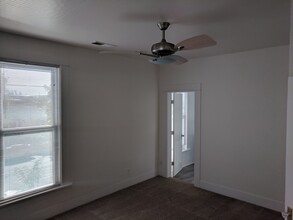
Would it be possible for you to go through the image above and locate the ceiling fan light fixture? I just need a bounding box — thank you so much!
[149,56,176,65]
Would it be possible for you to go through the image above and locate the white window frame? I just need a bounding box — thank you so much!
[0,59,63,205]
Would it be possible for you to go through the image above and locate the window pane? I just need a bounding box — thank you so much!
[2,66,54,129]
[3,132,55,199]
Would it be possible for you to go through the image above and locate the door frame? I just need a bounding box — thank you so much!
[159,83,201,187]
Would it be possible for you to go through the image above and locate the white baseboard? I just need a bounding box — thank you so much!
[200,180,284,212]
[29,170,157,220]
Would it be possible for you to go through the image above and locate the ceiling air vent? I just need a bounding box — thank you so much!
[92,41,116,47]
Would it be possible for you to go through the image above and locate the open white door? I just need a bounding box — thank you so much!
[173,93,183,176]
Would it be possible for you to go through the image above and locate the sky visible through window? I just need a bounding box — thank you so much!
[4,67,51,96]
[3,67,53,129]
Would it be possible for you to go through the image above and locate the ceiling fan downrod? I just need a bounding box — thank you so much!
[157,22,170,41]
[151,22,176,56]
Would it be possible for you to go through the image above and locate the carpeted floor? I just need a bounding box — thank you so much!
[49,176,282,220]
[174,164,194,183]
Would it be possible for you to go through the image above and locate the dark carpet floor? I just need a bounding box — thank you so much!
[49,176,282,220]
[174,164,194,183]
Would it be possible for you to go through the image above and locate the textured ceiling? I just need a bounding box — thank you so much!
[0,0,290,59]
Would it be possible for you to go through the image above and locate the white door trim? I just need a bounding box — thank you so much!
[159,83,201,187]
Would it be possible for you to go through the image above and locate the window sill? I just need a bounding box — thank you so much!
[0,182,72,207]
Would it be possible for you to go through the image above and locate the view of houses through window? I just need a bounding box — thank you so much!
[0,61,61,200]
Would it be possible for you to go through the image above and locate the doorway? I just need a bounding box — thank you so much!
[169,92,195,184]
[159,83,201,187]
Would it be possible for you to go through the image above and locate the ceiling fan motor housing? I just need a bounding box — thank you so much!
[151,41,176,56]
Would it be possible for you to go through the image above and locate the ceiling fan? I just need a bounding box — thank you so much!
[98,22,217,65]
[139,22,216,64]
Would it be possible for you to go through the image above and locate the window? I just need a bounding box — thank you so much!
[0,61,61,202]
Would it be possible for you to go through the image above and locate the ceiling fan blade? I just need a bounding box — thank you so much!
[100,51,158,59]
[139,52,158,58]
[176,34,216,50]
[168,55,188,64]
[99,50,155,61]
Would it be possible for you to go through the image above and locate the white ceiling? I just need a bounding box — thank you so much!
[0,0,290,59]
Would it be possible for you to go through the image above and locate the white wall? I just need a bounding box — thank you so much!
[0,32,158,220]
[159,46,288,211]
[285,0,293,211]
